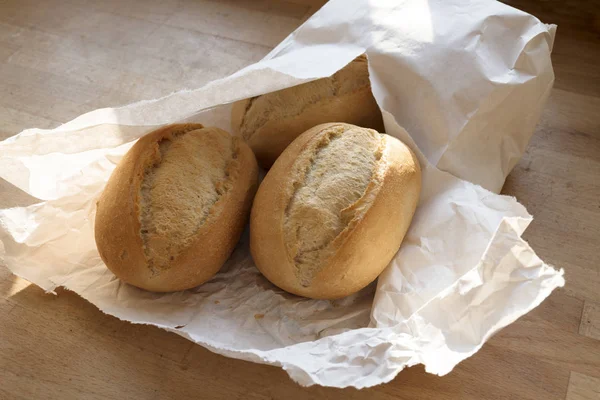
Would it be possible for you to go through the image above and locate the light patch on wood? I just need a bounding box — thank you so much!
[579,301,600,341]
[566,372,600,400]
[5,277,31,297]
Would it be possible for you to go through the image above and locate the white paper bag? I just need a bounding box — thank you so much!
[0,0,563,388]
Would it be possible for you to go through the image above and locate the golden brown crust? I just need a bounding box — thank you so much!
[250,123,421,299]
[230,98,249,140]
[95,123,258,292]
[231,55,384,169]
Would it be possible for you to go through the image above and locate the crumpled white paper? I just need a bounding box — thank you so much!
[0,0,564,389]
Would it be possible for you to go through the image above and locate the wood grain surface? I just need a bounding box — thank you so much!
[1,0,599,398]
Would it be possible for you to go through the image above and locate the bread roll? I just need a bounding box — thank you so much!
[232,55,384,168]
[250,123,421,299]
[95,123,258,292]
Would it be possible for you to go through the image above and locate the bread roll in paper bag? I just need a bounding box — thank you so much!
[0,0,563,388]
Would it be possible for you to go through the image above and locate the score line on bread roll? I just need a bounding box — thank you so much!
[250,123,421,300]
[95,124,258,292]
[231,54,384,169]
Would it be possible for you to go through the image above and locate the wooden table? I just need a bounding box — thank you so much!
[1,1,599,398]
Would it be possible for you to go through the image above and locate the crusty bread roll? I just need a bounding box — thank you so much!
[95,123,258,292]
[232,55,384,168]
[250,123,421,299]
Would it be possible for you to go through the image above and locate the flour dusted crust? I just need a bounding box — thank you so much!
[94,123,258,292]
[231,54,384,168]
[250,123,421,299]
